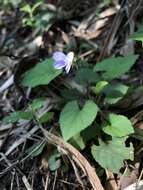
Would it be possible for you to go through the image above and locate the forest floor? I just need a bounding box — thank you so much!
[1,0,143,190]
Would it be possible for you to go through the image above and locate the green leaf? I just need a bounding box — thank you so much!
[32,1,42,13]
[91,81,108,94]
[94,55,138,80]
[82,123,101,142]
[48,152,61,171]
[21,58,62,87]
[2,111,33,123]
[22,17,34,27]
[130,25,143,42]
[70,134,85,150]
[60,88,84,101]
[60,100,98,141]
[35,13,54,30]
[103,113,134,137]
[91,137,134,173]
[30,98,45,111]
[104,0,112,5]
[75,68,100,84]
[39,112,54,123]
[21,4,32,15]
[26,140,46,157]
[103,83,129,104]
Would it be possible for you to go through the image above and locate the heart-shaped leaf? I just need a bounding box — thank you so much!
[94,55,138,80]
[22,58,62,87]
[103,113,134,137]
[60,100,98,141]
[91,137,134,173]
[103,83,129,104]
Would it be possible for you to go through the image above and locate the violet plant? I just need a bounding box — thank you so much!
[2,50,139,173]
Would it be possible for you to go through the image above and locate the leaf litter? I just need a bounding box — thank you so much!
[0,0,143,190]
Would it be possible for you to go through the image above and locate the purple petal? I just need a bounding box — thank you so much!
[53,51,66,61]
[53,60,66,69]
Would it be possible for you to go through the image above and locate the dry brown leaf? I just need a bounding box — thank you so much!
[73,7,118,40]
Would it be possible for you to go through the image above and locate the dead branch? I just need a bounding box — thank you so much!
[40,126,105,190]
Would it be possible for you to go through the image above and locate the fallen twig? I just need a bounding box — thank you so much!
[40,126,105,190]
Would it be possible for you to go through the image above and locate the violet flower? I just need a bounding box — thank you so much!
[53,51,74,73]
